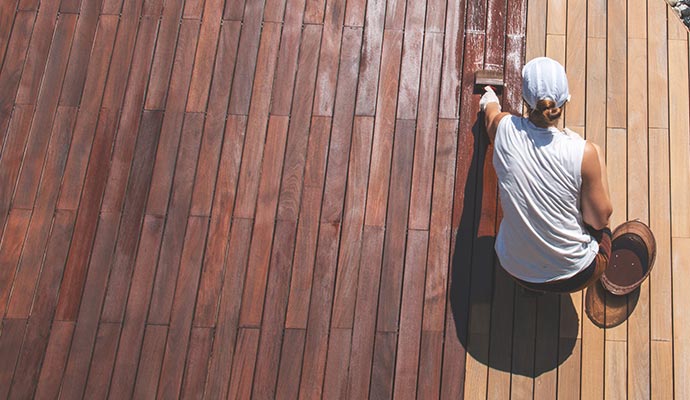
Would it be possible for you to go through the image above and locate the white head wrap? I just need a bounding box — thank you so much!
[521,57,570,109]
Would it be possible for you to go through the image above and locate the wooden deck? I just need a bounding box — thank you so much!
[0,0,688,398]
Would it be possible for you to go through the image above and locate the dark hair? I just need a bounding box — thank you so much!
[529,99,562,128]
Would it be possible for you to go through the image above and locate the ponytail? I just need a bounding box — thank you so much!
[529,99,562,128]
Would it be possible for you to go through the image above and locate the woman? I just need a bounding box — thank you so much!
[480,57,613,293]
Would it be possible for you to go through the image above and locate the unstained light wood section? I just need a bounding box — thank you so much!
[527,0,687,398]
[0,0,686,398]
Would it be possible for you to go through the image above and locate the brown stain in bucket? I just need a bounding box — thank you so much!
[605,234,649,288]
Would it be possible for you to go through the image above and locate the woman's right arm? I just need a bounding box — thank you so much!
[580,141,613,230]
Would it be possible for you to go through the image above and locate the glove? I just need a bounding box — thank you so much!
[479,86,501,112]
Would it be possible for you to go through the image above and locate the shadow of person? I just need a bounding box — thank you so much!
[449,114,578,378]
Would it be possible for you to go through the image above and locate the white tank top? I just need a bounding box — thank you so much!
[492,116,599,282]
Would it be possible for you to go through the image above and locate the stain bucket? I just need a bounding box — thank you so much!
[600,220,656,295]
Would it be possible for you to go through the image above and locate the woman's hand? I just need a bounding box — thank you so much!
[480,86,501,112]
[481,86,509,143]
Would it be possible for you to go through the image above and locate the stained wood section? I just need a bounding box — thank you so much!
[0,0,686,397]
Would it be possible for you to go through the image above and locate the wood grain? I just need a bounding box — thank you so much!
[192,116,247,327]
[673,238,690,398]
[238,115,290,327]
[7,210,74,400]
[331,116,373,329]
[364,29,403,227]
[376,120,415,332]
[393,230,428,399]
[145,113,205,325]
[34,321,74,399]
[269,0,306,115]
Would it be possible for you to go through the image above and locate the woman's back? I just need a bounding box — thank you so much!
[493,116,599,282]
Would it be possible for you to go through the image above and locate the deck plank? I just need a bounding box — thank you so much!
[284,117,331,329]
[156,217,209,399]
[144,0,186,110]
[107,215,164,399]
[13,14,76,209]
[202,219,253,399]
[649,128,673,346]
[565,0,586,126]
[0,10,34,146]
[0,210,31,317]
[143,113,205,325]
[409,33,443,230]
[364,29,403,227]
[0,319,26,398]
[0,0,20,68]
[673,238,690,398]
[82,322,120,399]
[312,0,346,116]
[85,16,159,213]
[331,116,373,329]
[15,0,60,105]
[131,325,168,399]
[191,114,245,326]
[275,329,307,400]
[238,115,290,327]
[626,36,651,399]
[376,120,415,332]
[58,212,119,399]
[7,210,74,400]
[232,22,282,218]
[179,327,213,399]
[669,39,690,237]
[346,226,385,398]
[59,0,101,106]
[250,220,297,399]
[354,0,385,116]
[33,321,74,399]
[269,0,306,115]
[6,107,76,318]
[186,0,224,112]
[56,15,118,210]
[189,22,242,217]
[275,24,323,222]
[298,222,340,399]
[392,230,429,399]
[54,108,127,320]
